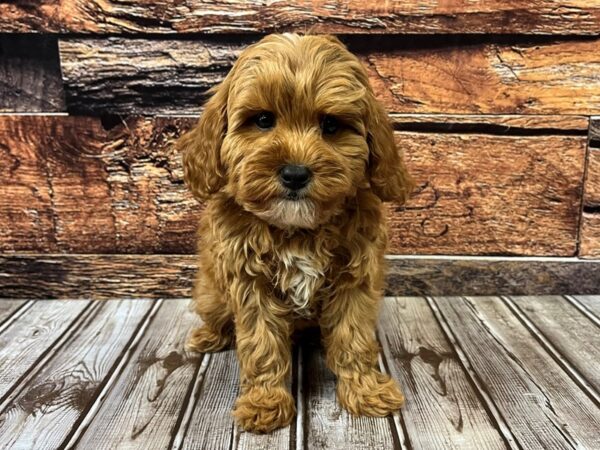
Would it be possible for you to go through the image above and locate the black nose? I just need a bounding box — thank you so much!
[279,164,311,190]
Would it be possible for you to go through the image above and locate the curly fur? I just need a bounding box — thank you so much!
[178,33,413,433]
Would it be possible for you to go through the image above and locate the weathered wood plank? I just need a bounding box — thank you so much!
[391,114,589,133]
[0,115,199,253]
[580,119,600,258]
[3,1,600,34]
[2,255,600,300]
[379,297,507,449]
[0,299,154,450]
[178,350,238,450]
[391,132,586,255]
[0,300,90,401]
[72,300,198,449]
[571,295,600,319]
[303,336,397,450]
[507,296,600,393]
[432,296,600,449]
[0,116,587,255]
[0,300,28,325]
[0,36,65,112]
[59,37,600,115]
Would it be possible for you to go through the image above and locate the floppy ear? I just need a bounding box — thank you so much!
[178,81,229,201]
[366,98,414,203]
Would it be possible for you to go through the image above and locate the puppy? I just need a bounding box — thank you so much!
[178,33,413,433]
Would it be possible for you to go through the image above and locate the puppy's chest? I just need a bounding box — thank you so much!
[275,248,328,316]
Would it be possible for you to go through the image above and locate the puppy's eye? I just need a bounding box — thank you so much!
[254,112,276,130]
[321,115,339,135]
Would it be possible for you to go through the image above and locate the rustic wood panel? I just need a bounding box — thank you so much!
[0,300,153,449]
[3,1,600,34]
[580,118,600,258]
[0,300,28,325]
[507,296,600,392]
[303,337,397,450]
[59,38,600,115]
[0,300,89,400]
[378,297,507,450]
[0,36,65,112]
[2,255,600,300]
[0,116,587,255]
[391,132,586,255]
[391,114,589,133]
[73,300,198,449]
[571,295,600,319]
[432,296,600,449]
[0,115,199,253]
[179,351,238,450]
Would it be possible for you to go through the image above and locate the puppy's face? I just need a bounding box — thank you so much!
[179,34,412,229]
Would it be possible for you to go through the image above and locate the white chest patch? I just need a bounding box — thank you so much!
[277,249,324,315]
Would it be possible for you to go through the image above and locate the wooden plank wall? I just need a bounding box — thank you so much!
[1,2,599,298]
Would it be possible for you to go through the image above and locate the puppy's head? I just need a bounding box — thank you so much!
[179,34,412,229]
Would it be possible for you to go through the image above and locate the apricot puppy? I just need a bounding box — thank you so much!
[178,33,412,433]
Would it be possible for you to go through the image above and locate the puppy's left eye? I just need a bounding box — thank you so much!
[254,112,276,130]
[321,115,339,136]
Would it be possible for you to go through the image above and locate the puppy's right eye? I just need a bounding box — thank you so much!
[254,112,276,130]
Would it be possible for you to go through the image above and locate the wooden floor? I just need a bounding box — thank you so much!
[0,297,599,449]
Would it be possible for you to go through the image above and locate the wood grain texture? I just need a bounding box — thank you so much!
[4,1,600,34]
[58,37,600,115]
[2,255,600,300]
[0,300,153,450]
[0,300,28,325]
[0,115,199,253]
[571,295,600,318]
[432,296,600,449]
[378,297,506,450]
[0,300,89,400]
[391,132,586,255]
[303,337,396,450]
[0,35,65,112]
[179,351,238,450]
[508,296,600,392]
[74,300,199,449]
[580,120,600,257]
[0,116,587,255]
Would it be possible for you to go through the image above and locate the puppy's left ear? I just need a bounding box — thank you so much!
[366,97,414,203]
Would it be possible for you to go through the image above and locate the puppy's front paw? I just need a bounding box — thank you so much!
[186,326,231,353]
[233,386,296,433]
[337,370,405,416]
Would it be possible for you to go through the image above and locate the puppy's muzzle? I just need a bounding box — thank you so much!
[279,164,312,191]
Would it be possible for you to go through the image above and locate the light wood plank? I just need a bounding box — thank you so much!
[432,296,600,449]
[58,38,600,115]
[0,300,90,400]
[0,299,154,449]
[508,296,600,393]
[179,350,238,449]
[73,300,198,449]
[303,337,396,450]
[571,295,600,319]
[379,297,507,450]
[0,300,28,325]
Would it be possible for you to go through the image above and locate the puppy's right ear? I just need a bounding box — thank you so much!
[178,81,229,200]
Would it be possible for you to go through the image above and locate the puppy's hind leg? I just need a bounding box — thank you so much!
[187,281,233,353]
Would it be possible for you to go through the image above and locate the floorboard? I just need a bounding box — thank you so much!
[432,296,600,450]
[0,299,154,449]
[379,297,507,450]
[0,297,598,450]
